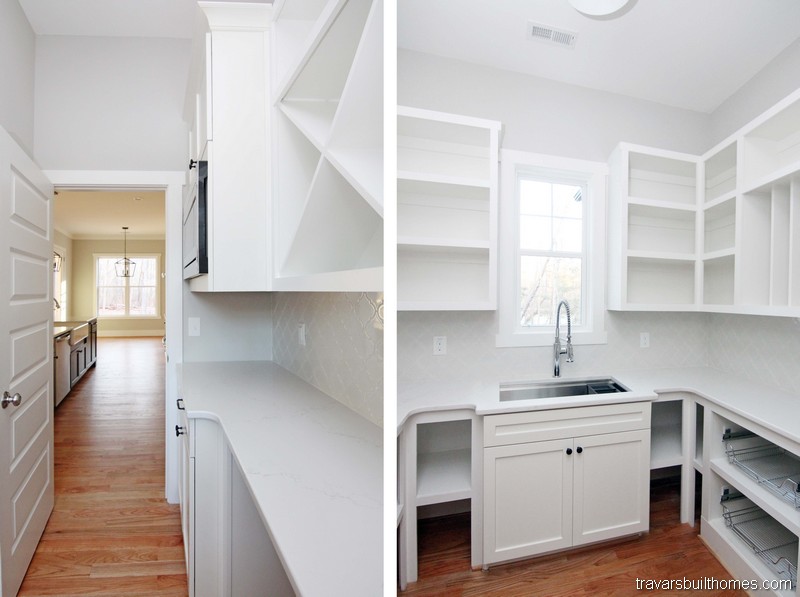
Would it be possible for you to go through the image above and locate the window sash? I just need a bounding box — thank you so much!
[96,255,160,318]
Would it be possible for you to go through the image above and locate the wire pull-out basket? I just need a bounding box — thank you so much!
[722,499,797,588]
[726,440,800,508]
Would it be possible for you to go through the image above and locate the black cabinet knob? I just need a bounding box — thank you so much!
[566,448,573,455]
[576,446,583,454]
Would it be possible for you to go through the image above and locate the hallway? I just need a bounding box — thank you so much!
[18,337,188,596]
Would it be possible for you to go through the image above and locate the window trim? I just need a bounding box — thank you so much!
[496,150,608,348]
[94,253,162,319]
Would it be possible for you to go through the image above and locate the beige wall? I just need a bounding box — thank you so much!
[70,238,166,336]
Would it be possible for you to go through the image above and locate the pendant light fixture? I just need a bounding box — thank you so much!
[568,0,630,17]
[115,226,136,278]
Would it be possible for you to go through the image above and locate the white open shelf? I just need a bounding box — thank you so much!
[626,256,695,306]
[704,196,736,254]
[705,142,737,204]
[628,150,697,206]
[272,0,382,290]
[397,106,500,311]
[627,203,695,255]
[416,419,473,506]
[704,253,735,307]
[651,400,683,470]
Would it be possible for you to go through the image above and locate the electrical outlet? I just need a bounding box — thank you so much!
[188,317,200,337]
[433,336,447,355]
[640,332,650,348]
[298,322,306,347]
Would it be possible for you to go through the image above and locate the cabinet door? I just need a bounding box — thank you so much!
[483,438,573,564]
[572,429,650,546]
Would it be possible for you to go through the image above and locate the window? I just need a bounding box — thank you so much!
[497,150,607,347]
[96,255,160,317]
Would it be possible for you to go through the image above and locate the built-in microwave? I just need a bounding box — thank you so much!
[183,160,208,279]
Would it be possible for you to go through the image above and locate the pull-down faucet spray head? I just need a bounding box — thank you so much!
[553,300,574,377]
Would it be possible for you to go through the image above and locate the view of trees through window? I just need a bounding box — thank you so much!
[519,178,584,327]
[97,256,158,316]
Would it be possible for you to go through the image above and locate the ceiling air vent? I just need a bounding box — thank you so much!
[527,21,577,48]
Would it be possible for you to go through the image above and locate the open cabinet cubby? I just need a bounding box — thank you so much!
[397,107,501,310]
[628,151,697,206]
[416,419,473,507]
[272,0,382,291]
[626,257,695,307]
[611,90,800,316]
[705,142,737,204]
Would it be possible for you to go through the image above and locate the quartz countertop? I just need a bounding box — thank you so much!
[399,367,800,443]
[178,361,382,597]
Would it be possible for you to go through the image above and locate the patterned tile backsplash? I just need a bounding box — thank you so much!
[398,310,710,383]
[273,292,383,427]
[707,313,800,395]
[399,309,800,400]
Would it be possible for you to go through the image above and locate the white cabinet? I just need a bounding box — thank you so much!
[271,0,383,291]
[483,403,651,566]
[701,408,800,592]
[185,3,272,292]
[609,87,800,316]
[607,143,700,311]
[397,107,501,310]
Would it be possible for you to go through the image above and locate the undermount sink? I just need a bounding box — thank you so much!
[499,378,629,401]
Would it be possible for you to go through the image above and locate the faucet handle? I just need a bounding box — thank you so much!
[566,341,574,363]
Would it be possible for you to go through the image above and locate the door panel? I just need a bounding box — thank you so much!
[572,430,650,546]
[0,126,54,597]
[484,438,573,564]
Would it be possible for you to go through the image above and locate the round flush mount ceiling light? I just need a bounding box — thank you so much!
[568,0,630,16]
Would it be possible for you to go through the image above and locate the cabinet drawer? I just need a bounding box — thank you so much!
[484,402,651,447]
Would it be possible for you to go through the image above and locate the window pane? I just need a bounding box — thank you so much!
[129,287,157,316]
[520,256,582,327]
[552,217,582,252]
[520,215,552,251]
[98,287,125,316]
[552,183,583,218]
[519,180,552,216]
[97,258,125,287]
[129,257,157,285]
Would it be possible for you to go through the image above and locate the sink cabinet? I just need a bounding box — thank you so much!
[483,402,651,565]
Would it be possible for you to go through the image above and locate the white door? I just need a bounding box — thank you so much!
[572,430,650,546]
[0,127,54,596]
[483,438,573,564]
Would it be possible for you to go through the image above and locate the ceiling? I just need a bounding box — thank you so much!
[54,190,165,240]
[398,0,800,113]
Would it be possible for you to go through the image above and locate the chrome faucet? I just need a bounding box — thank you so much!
[553,300,574,377]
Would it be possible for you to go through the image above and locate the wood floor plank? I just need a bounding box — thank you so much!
[18,337,189,596]
[402,479,748,596]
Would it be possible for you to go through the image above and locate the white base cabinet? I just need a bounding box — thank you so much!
[483,403,651,566]
[178,414,295,597]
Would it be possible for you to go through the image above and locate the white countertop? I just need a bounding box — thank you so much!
[178,361,382,597]
[399,367,800,443]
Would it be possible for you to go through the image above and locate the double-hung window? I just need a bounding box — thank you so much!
[96,255,160,317]
[497,150,607,347]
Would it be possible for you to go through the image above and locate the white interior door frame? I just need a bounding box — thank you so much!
[45,169,185,503]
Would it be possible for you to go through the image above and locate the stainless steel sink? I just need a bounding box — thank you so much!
[499,378,629,401]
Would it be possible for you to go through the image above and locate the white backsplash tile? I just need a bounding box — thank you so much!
[398,310,710,383]
[273,292,383,427]
[708,313,800,395]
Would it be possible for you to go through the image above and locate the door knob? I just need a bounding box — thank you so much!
[2,391,22,409]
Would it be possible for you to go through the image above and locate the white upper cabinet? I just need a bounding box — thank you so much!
[608,87,800,316]
[397,107,501,311]
[271,0,383,291]
[184,2,272,292]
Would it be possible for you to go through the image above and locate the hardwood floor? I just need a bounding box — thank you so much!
[402,478,747,596]
[18,337,188,597]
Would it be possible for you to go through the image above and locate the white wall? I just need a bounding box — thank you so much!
[182,292,273,363]
[710,38,800,144]
[33,35,191,171]
[272,293,384,426]
[398,49,712,161]
[0,0,36,155]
